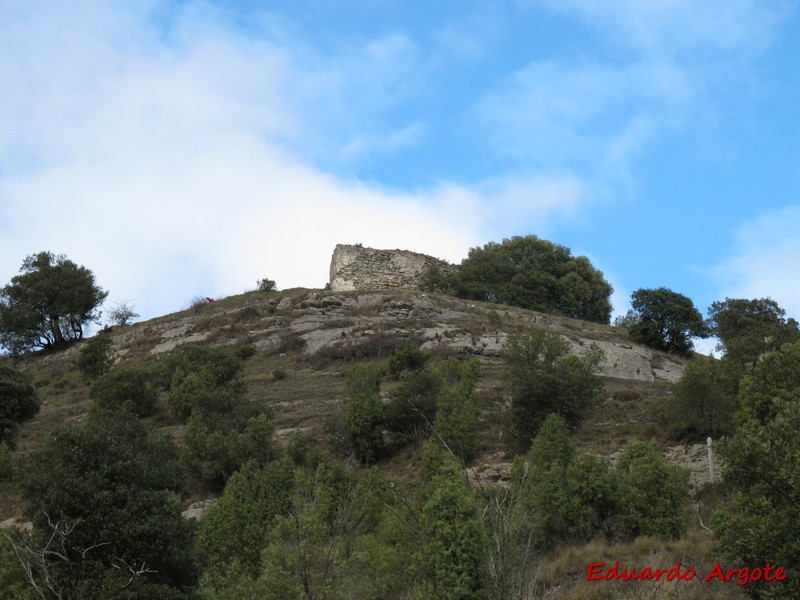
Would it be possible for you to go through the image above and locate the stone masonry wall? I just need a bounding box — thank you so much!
[328,244,458,291]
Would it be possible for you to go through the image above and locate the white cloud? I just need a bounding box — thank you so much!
[714,205,800,320]
[478,1,789,181]
[0,1,583,321]
[472,60,688,179]
[528,0,789,59]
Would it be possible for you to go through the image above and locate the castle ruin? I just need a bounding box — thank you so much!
[328,244,457,292]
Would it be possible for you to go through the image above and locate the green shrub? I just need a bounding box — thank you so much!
[344,364,384,464]
[197,459,295,581]
[659,355,735,439]
[613,441,689,540]
[160,344,243,390]
[20,410,196,595]
[502,331,604,447]
[233,342,256,360]
[167,370,239,421]
[90,366,159,417]
[0,365,39,448]
[384,368,441,439]
[315,331,408,363]
[77,333,114,380]
[414,456,486,600]
[388,342,431,379]
[431,358,481,462]
[182,412,276,492]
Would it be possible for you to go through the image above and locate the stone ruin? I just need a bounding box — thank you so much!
[328,244,458,292]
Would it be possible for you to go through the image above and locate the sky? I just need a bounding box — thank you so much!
[2,1,799,348]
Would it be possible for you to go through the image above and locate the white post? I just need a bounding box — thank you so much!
[707,437,715,483]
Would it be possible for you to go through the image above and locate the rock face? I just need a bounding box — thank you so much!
[328,244,457,292]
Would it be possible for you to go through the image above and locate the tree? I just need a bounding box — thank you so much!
[707,297,800,368]
[106,299,139,327]
[613,441,689,540]
[76,333,114,381]
[502,331,604,445]
[449,235,613,324]
[627,287,708,355]
[736,340,800,426]
[713,343,800,600]
[431,358,482,462]
[182,412,276,492]
[197,459,295,584]
[0,252,108,354]
[19,410,197,598]
[343,364,384,464]
[384,367,441,441]
[713,407,800,599]
[414,455,486,600]
[511,415,615,549]
[256,278,277,292]
[90,366,159,417]
[660,355,736,439]
[0,365,40,447]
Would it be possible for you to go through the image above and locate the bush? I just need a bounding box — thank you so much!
[233,343,256,360]
[168,370,240,421]
[419,264,453,294]
[613,441,689,540]
[431,358,481,462]
[344,364,384,464]
[257,278,277,292]
[502,331,604,446]
[512,414,587,548]
[315,331,408,363]
[160,344,243,390]
[659,355,735,439]
[20,410,197,595]
[182,412,276,492]
[90,367,159,417]
[0,365,39,448]
[197,459,294,581]
[388,342,431,379]
[414,455,486,599]
[383,368,442,440]
[77,333,114,380]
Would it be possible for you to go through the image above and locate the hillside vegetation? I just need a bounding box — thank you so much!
[0,286,782,599]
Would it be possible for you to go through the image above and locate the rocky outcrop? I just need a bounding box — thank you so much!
[328,244,457,292]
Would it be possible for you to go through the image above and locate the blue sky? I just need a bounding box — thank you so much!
[1,1,799,346]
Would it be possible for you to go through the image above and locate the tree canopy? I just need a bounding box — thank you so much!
[713,340,800,599]
[19,410,197,598]
[707,297,800,367]
[502,331,604,445]
[445,235,613,324]
[0,252,108,355]
[627,287,708,355]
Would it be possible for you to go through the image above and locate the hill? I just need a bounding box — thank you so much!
[6,287,698,497]
[2,287,739,599]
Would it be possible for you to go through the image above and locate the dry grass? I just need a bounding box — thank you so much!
[535,533,747,599]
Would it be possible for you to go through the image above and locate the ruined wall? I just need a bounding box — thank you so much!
[328,244,458,292]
